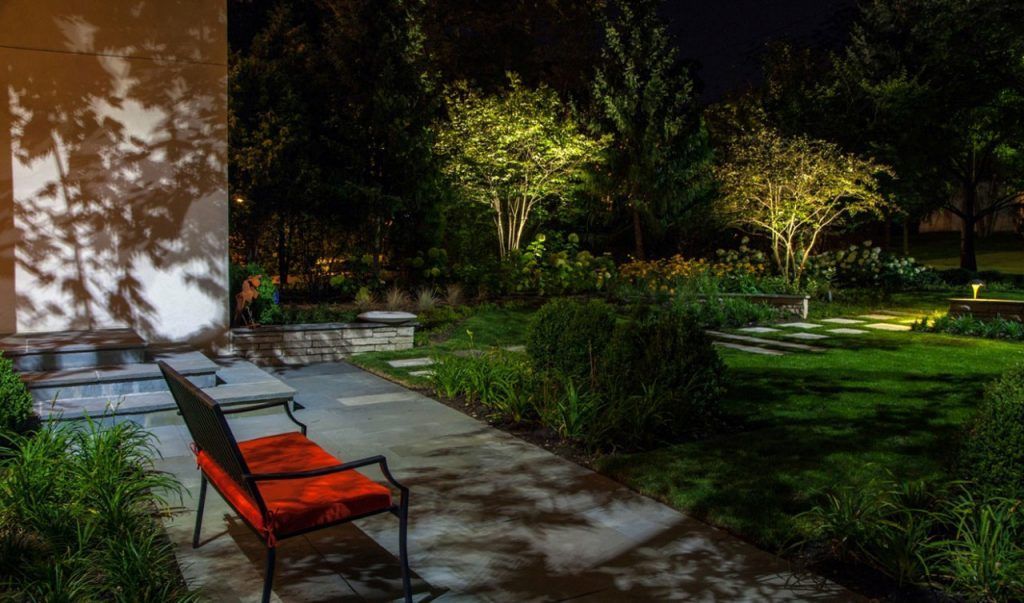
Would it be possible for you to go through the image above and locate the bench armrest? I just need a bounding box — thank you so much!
[247,454,409,494]
[221,399,307,435]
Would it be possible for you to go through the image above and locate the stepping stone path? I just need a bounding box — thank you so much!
[713,342,786,356]
[827,328,868,335]
[386,357,435,368]
[858,314,897,320]
[409,370,434,378]
[706,331,826,353]
[864,322,912,332]
[502,345,527,353]
[781,332,829,341]
[738,326,781,334]
[779,322,822,329]
[821,318,864,325]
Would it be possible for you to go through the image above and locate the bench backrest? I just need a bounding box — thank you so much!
[158,361,264,510]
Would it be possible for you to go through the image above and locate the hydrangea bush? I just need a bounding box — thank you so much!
[809,241,939,292]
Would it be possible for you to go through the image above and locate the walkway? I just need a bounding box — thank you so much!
[142,362,856,602]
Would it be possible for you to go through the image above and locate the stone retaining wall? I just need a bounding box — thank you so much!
[231,322,415,365]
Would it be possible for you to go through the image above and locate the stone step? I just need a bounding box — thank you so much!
[706,330,827,353]
[1,328,147,371]
[39,391,177,420]
[713,341,786,356]
[22,351,218,402]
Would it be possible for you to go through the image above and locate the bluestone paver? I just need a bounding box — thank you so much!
[140,362,855,602]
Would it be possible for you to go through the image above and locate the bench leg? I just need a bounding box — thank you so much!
[399,493,412,602]
[192,475,208,549]
[262,546,277,603]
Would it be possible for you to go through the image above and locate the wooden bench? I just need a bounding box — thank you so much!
[159,362,412,602]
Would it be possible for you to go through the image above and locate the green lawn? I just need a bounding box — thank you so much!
[911,232,1024,274]
[599,327,1024,551]
[352,305,535,385]
[353,299,1024,554]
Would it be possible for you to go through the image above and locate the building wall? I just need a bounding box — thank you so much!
[0,0,229,346]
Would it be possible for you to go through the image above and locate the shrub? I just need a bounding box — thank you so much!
[597,305,724,447]
[526,298,617,387]
[914,314,1024,341]
[0,418,195,600]
[958,364,1024,498]
[502,233,617,296]
[354,286,375,310]
[385,286,410,310]
[0,353,32,435]
[808,242,940,292]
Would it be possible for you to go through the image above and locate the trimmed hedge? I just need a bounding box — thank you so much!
[526,298,617,387]
[958,363,1024,498]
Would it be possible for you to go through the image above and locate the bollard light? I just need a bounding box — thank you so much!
[970,279,984,300]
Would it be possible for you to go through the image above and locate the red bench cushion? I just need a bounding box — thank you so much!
[196,432,392,544]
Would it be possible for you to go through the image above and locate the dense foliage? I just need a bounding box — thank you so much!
[913,315,1024,342]
[0,420,193,601]
[716,125,892,285]
[592,0,713,258]
[958,363,1024,498]
[432,299,724,451]
[526,298,617,386]
[0,355,31,435]
[436,76,605,259]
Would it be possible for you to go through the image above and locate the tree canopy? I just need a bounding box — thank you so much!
[436,76,605,259]
[717,126,892,283]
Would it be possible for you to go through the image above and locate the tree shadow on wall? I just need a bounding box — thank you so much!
[0,1,228,343]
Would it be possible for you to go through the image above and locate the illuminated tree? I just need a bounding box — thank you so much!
[436,76,605,258]
[717,127,892,284]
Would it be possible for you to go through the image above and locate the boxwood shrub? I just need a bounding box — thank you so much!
[526,298,617,387]
[0,352,32,435]
[958,363,1024,498]
[526,299,724,450]
[598,305,724,447]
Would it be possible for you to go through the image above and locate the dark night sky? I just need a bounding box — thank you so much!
[662,0,859,101]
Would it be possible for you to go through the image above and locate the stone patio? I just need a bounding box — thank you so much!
[138,362,855,602]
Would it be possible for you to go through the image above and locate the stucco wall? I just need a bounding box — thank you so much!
[0,0,228,346]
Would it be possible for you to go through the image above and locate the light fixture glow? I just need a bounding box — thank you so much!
[970,279,984,300]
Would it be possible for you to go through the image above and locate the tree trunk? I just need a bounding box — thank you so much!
[959,186,978,271]
[277,216,289,293]
[631,203,645,260]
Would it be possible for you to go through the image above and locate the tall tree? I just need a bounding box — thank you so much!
[829,0,1024,270]
[229,0,442,287]
[436,76,605,259]
[717,126,891,284]
[592,0,713,259]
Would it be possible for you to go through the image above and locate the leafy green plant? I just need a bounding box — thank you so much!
[0,353,32,435]
[429,352,536,424]
[0,418,194,600]
[598,305,724,447]
[915,314,1024,341]
[927,490,1024,602]
[958,363,1024,498]
[526,298,617,387]
[539,377,604,443]
[354,286,375,311]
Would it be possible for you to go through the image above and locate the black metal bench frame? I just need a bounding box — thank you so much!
[158,361,412,603]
